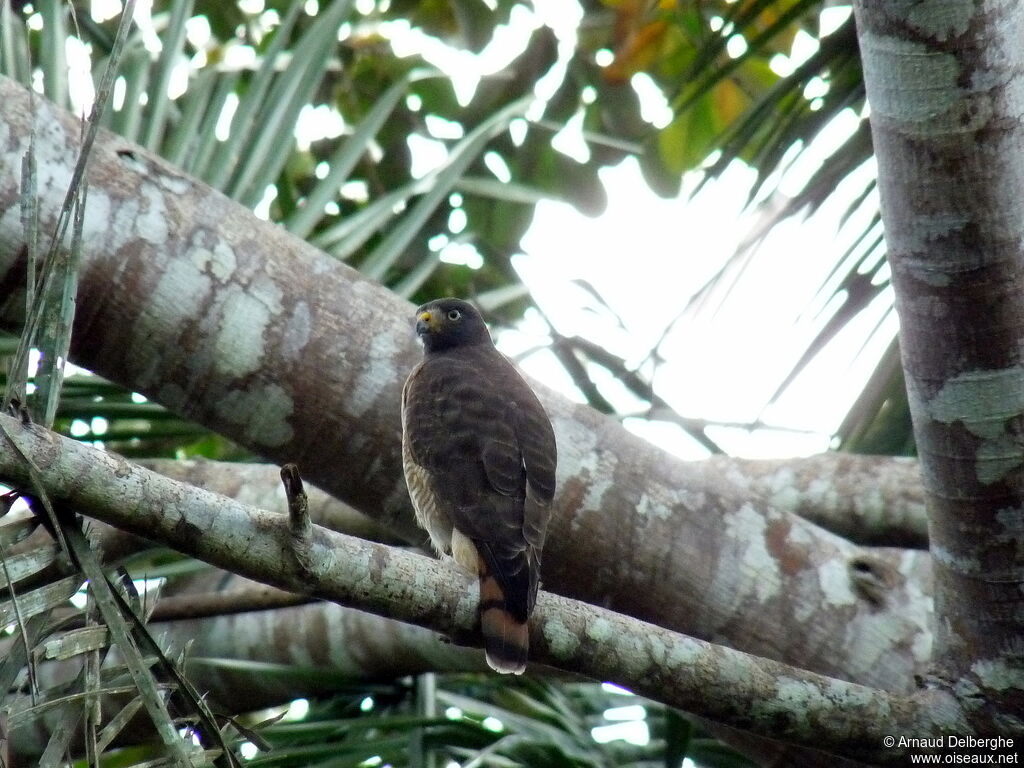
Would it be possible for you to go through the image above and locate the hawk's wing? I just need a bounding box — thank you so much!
[402,345,556,619]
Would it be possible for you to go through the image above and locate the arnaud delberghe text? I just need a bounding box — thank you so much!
[897,736,1014,750]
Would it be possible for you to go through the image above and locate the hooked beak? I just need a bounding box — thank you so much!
[415,310,435,337]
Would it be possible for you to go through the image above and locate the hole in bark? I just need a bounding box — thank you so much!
[848,555,892,609]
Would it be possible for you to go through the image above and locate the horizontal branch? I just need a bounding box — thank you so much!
[155,455,929,550]
[0,415,966,761]
[706,454,928,549]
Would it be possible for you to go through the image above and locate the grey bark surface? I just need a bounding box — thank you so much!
[706,453,928,548]
[853,0,1024,732]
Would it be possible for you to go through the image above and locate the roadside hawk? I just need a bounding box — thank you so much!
[401,298,557,674]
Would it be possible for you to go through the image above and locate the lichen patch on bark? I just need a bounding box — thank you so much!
[214,383,295,447]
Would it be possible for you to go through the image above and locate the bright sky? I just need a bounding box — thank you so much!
[366,0,895,461]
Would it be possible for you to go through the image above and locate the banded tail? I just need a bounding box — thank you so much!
[477,555,529,675]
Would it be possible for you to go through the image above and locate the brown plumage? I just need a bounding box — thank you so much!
[401,298,557,674]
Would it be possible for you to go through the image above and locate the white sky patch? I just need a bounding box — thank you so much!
[239,741,258,759]
[601,682,635,695]
[295,103,346,150]
[223,43,257,70]
[803,75,829,101]
[778,107,860,197]
[591,720,649,745]
[631,73,673,129]
[254,184,278,220]
[66,37,95,116]
[603,704,646,721]
[770,52,793,77]
[112,75,126,109]
[91,0,123,23]
[284,698,310,720]
[790,28,820,67]
[168,59,190,99]
[185,14,211,48]
[821,5,853,36]
[383,5,535,106]
[517,119,888,459]
[425,114,464,140]
[215,92,239,141]
[483,150,511,182]
[448,206,467,233]
[440,241,483,269]
[509,117,528,145]
[341,179,369,202]
[407,133,449,179]
[130,0,162,55]
[551,110,590,163]
[726,33,748,58]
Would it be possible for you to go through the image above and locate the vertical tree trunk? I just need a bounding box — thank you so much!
[852,1,1024,726]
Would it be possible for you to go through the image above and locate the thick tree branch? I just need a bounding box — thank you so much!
[160,454,928,551]
[706,454,928,549]
[137,459,399,545]
[0,76,934,694]
[0,415,967,761]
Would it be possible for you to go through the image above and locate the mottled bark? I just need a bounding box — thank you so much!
[706,454,928,548]
[0,416,967,761]
[167,453,930,551]
[9,458,399,565]
[138,459,398,544]
[853,1,1024,732]
[0,75,933,695]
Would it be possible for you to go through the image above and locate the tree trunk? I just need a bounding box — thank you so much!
[852,0,1024,730]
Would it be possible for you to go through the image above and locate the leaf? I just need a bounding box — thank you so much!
[0,575,82,625]
[40,625,111,660]
[663,709,692,768]
[0,542,60,588]
[358,95,532,282]
[286,71,434,239]
[225,0,356,205]
[39,0,68,109]
[141,0,196,152]
[202,0,306,188]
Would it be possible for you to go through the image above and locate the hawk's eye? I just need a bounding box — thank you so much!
[447,309,462,321]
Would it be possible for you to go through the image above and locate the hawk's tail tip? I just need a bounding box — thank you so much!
[482,615,528,675]
[479,572,529,675]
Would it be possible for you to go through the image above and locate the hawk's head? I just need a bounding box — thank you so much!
[414,298,491,352]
